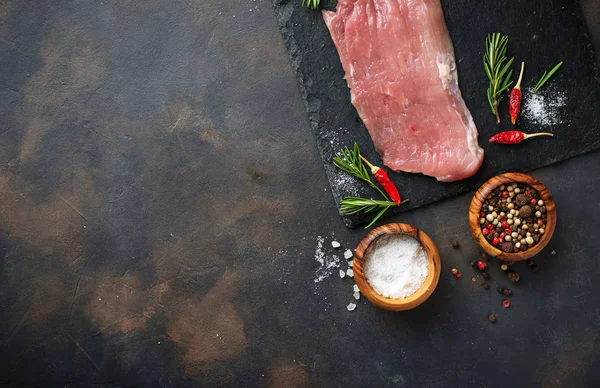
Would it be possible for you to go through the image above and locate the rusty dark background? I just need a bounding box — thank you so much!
[1,0,600,387]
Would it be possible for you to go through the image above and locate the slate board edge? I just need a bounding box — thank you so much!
[273,0,600,229]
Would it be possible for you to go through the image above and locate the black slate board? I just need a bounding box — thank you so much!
[274,0,600,228]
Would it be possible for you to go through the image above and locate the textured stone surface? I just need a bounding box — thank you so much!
[0,0,600,386]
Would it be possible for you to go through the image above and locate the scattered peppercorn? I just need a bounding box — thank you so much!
[451,240,460,248]
[451,268,459,275]
[471,260,478,269]
[482,271,490,279]
[503,288,512,296]
[527,260,538,271]
[481,253,488,260]
[482,283,490,290]
[503,300,511,308]
[477,261,487,271]
[453,273,462,279]
[500,264,508,271]
[488,314,496,323]
[471,277,477,282]
[507,271,520,283]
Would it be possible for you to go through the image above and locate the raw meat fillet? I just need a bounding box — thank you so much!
[323,0,484,182]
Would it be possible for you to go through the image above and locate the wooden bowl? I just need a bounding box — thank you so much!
[353,223,441,311]
[469,172,557,262]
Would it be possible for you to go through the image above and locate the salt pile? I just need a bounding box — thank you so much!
[364,234,428,299]
[522,87,566,126]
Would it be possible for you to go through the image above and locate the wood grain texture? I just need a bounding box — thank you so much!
[353,223,441,311]
[468,172,557,262]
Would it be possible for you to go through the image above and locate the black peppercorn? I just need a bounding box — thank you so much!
[489,314,496,323]
[527,260,538,271]
[501,242,514,253]
[519,205,532,218]
[482,283,490,290]
[451,240,460,248]
[471,260,478,269]
[482,271,490,279]
[503,288,512,296]
[515,194,528,207]
[507,271,520,283]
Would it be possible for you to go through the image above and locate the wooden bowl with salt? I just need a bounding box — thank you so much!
[468,172,557,262]
[353,223,441,311]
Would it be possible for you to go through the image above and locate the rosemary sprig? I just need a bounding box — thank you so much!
[340,197,408,229]
[484,33,514,123]
[534,62,563,93]
[333,143,390,201]
[301,0,320,9]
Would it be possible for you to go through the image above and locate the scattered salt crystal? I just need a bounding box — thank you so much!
[331,241,341,248]
[552,250,556,255]
[314,237,341,283]
[339,270,346,279]
[522,86,566,126]
[364,234,428,299]
[346,269,354,278]
[347,260,353,267]
[331,171,361,197]
[353,284,360,292]
[344,249,353,259]
[353,292,360,300]
[347,303,356,311]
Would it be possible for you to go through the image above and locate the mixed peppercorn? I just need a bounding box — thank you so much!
[479,182,547,252]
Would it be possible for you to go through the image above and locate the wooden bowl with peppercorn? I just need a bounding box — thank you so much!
[353,223,441,311]
[469,172,556,262]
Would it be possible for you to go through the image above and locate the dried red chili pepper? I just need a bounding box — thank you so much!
[360,156,401,205]
[509,62,525,125]
[489,131,554,144]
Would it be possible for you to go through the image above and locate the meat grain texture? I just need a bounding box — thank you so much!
[323,0,484,182]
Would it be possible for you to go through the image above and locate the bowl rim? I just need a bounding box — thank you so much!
[469,172,557,262]
[353,223,441,311]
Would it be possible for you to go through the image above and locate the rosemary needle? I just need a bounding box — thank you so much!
[484,33,514,123]
[301,0,320,9]
[534,62,563,93]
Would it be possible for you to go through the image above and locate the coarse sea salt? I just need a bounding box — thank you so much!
[344,249,353,260]
[364,234,428,299]
[522,86,566,126]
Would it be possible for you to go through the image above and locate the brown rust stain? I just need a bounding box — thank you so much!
[200,126,225,149]
[166,270,247,371]
[84,274,171,334]
[267,364,309,388]
[0,170,89,261]
[536,328,596,387]
[19,16,107,162]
